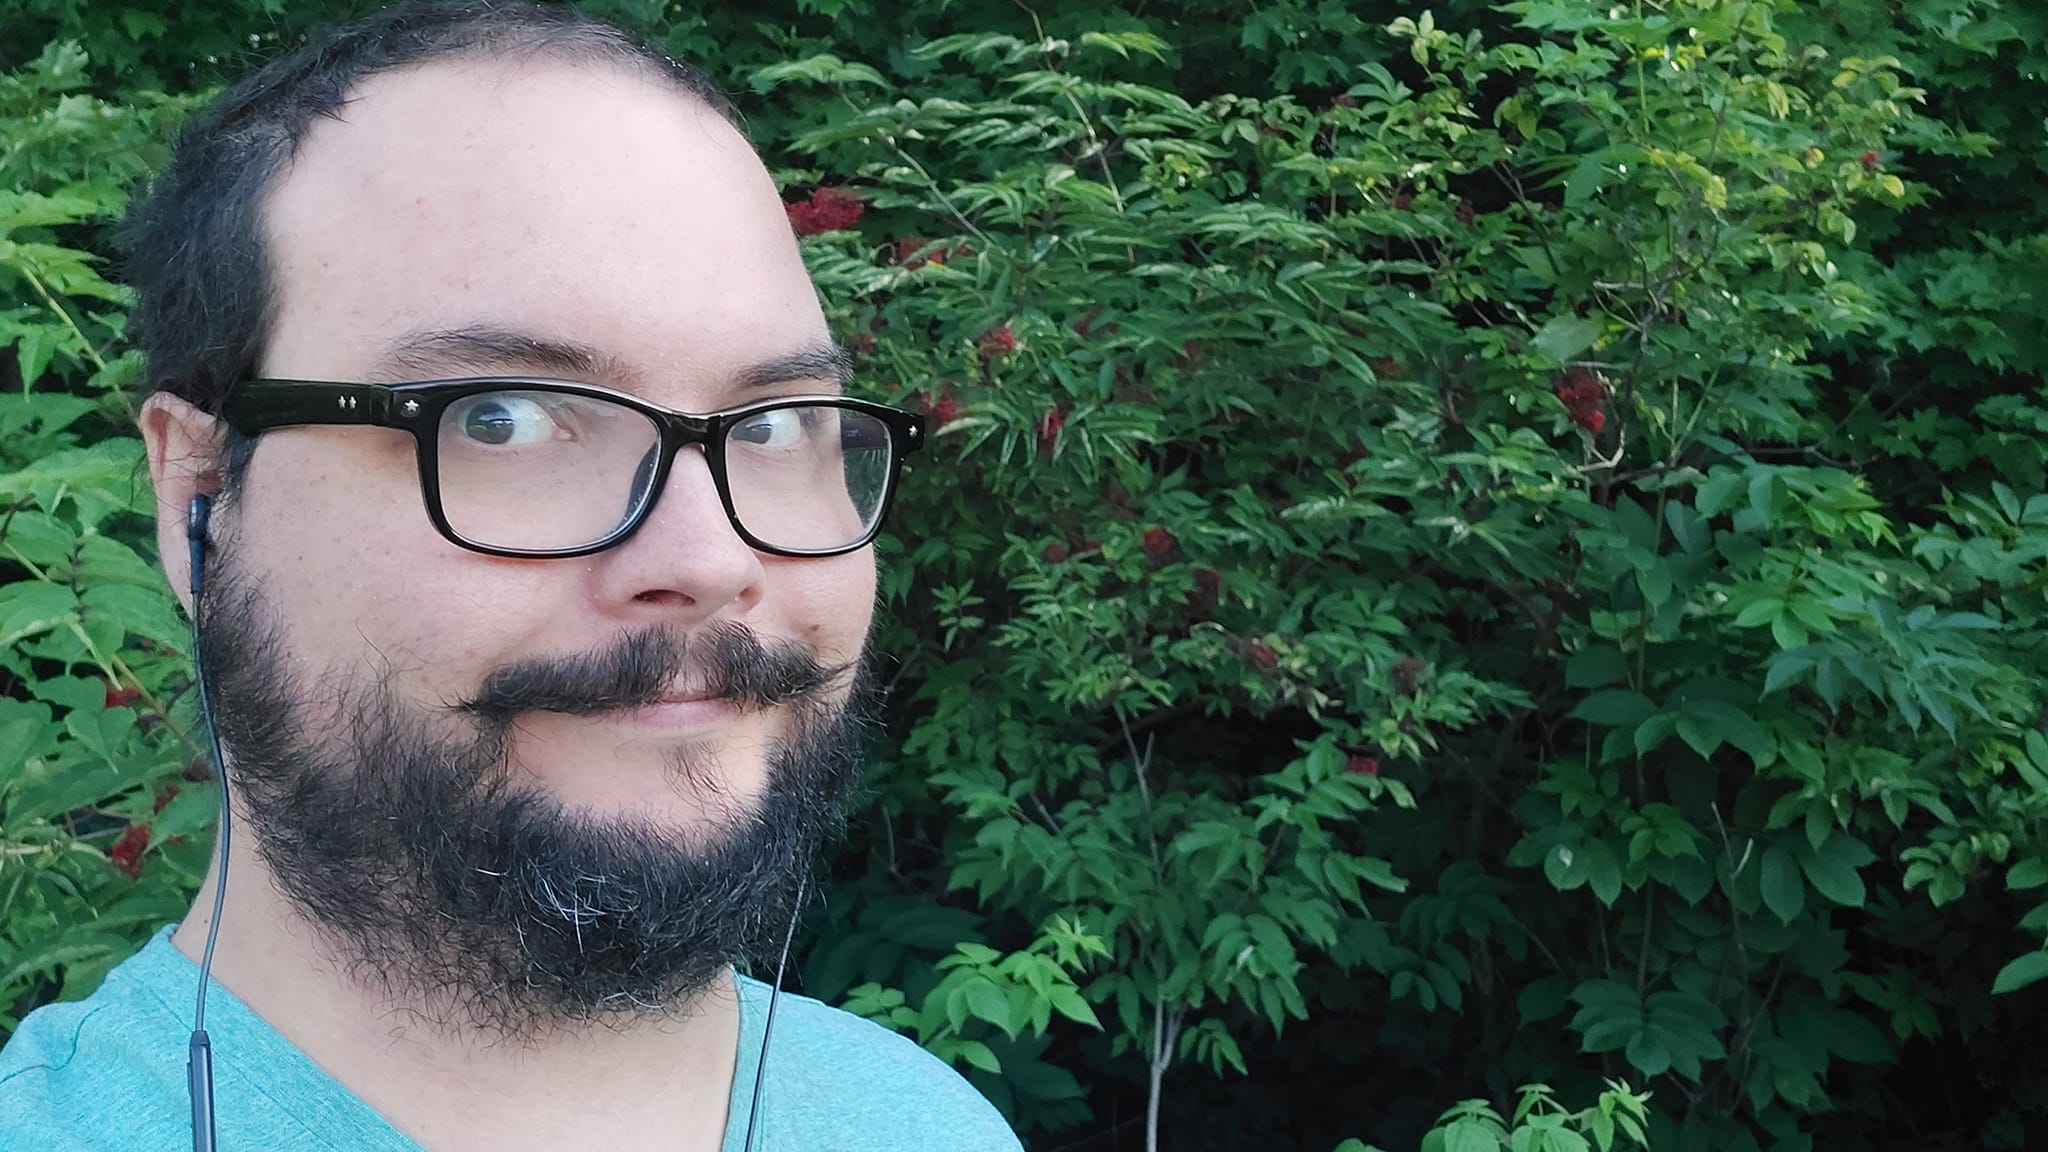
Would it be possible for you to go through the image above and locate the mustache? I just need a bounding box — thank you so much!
[456,622,843,725]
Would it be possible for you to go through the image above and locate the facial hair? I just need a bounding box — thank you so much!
[194,541,869,1039]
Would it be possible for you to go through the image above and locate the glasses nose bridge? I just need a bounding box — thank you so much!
[650,405,717,447]
[645,407,721,478]
[639,407,729,512]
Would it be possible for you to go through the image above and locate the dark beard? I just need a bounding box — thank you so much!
[195,544,867,1039]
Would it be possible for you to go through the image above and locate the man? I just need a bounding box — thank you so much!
[0,3,1019,1150]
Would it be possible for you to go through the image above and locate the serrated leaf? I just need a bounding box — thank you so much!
[1047,984,1101,1029]
[962,978,1013,1034]
[0,581,80,649]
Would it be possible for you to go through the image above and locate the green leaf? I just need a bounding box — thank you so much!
[1581,839,1624,906]
[1623,1031,1671,1077]
[1769,613,1810,651]
[1664,501,1711,555]
[1565,646,1628,689]
[1530,315,1604,363]
[2009,859,2048,891]
[955,1039,1002,1074]
[1760,844,1806,923]
[1696,470,1743,517]
[0,581,79,649]
[1800,835,1869,908]
[1444,1119,1502,1152]
[1046,984,1101,1029]
[1762,655,1813,696]
[1992,951,2048,995]
[1733,598,1784,628]
[1570,691,1656,728]
[962,978,1014,1034]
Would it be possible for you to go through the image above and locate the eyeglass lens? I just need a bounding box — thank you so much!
[433,390,893,553]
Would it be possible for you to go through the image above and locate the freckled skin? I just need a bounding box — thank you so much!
[167,58,875,825]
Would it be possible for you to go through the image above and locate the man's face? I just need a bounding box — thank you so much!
[245,56,875,826]
[171,56,877,1027]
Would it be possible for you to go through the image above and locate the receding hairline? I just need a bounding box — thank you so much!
[249,45,758,373]
[279,42,743,169]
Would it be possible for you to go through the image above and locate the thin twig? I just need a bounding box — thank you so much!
[19,262,111,379]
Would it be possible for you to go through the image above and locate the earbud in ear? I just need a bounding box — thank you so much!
[187,494,213,543]
[186,494,214,602]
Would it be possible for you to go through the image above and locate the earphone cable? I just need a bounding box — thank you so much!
[741,871,808,1152]
[186,495,228,1152]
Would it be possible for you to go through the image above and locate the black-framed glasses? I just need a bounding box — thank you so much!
[220,377,925,559]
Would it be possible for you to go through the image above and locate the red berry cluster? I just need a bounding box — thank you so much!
[1554,367,1608,434]
[1345,756,1381,777]
[1860,150,1881,171]
[978,324,1017,358]
[916,386,961,431]
[109,824,150,879]
[785,187,864,236]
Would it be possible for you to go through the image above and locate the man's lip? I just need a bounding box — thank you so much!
[611,695,743,729]
[652,684,737,707]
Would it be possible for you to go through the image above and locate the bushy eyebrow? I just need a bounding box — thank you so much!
[734,343,853,392]
[374,324,623,381]
[372,323,853,392]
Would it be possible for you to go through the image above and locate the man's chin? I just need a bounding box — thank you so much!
[200,569,867,1033]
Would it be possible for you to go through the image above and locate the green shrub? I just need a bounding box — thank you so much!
[4,2,2047,1150]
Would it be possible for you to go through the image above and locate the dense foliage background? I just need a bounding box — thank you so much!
[4,1,2047,1149]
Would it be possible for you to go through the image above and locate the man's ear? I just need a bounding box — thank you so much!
[139,392,226,617]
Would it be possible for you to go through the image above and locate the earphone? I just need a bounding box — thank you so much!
[178,490,800,1151]
[185,493,226,1152]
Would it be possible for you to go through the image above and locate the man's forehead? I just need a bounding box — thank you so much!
[256,52,821,395]
[269,52,746,210]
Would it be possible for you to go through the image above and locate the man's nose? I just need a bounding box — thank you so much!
[592,444,764,616]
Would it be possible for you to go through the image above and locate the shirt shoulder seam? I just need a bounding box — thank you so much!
[0,998,109,1086]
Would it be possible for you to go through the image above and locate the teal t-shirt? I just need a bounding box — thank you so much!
[0,927,1021,1152]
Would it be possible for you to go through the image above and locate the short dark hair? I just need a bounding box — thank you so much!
[123,0,739,436]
